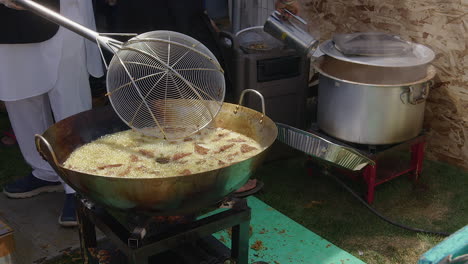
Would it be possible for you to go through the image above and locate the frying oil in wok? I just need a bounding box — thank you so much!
[63,127,263,178]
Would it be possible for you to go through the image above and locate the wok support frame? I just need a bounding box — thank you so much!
[77,196,251,264]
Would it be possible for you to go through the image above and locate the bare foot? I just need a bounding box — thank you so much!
[235,179,257,193]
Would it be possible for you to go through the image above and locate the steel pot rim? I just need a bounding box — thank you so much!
[319,39,436,67]
[313,57,436,87]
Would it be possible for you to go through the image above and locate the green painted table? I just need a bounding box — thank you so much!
[212,197,365,264]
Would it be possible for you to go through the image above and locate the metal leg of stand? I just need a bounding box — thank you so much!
[363,165,377,204]
[77,200,98,264]
[410,141,426,182]
[231,220,250,264]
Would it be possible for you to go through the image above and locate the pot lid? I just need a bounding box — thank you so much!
[320,32,435,67]
[236,26,284,53]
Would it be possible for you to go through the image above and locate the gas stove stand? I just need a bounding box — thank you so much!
[77,195,251,264]
[306,125,426,204]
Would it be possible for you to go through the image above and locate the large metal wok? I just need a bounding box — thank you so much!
[35,91,277,215]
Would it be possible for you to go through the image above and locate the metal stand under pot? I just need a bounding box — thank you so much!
[306,126,427,204]
[277,122,427,204]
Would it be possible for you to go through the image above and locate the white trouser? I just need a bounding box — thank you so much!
[5,28,92,194]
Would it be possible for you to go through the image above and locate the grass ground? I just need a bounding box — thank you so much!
[1,109,467,264]
[254,150,467,264]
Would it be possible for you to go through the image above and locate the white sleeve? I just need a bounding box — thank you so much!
[79,0,104,78]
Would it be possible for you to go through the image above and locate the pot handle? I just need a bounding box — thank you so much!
[218,31,238,51]
[235,89,266,124]
[35,134,61,168]
[401,80,433,105]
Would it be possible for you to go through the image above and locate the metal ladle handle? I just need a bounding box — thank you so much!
[13,0,122,53]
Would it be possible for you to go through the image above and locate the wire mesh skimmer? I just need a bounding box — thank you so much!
[14,0,225,140]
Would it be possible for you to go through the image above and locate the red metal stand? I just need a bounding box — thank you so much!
[308,135,426,204]
[410,140,426,182]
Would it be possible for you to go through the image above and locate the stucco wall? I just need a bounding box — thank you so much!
[300,0,468,169]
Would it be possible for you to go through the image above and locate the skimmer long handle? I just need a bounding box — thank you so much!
[14,0,99,41]
[13,0,120,53]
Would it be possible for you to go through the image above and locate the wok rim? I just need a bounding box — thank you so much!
[47,102,278,180]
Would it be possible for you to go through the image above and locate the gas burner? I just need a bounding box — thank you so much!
[77,195,251,264]
[308,122,424,155]
[345,141,400,155]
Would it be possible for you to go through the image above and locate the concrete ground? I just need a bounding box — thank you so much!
[0,191,85,264]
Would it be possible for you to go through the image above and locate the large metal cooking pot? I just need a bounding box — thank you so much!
[35,94,277,215]
[314,56,436,145]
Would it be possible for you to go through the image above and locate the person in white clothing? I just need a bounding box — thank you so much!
[0,0,103,227]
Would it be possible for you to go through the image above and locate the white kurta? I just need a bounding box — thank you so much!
[0,0,104,194]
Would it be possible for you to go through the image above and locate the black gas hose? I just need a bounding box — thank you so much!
[324,170,452,237]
